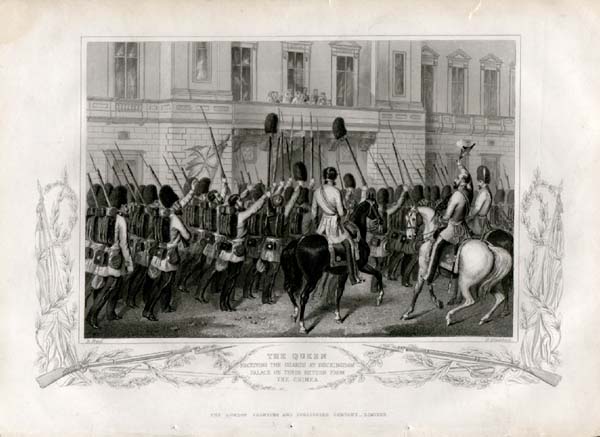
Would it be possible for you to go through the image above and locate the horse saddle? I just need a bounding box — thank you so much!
[439,243,461,274]
[328,243,348,268]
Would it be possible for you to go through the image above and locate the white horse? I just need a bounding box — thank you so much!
[403,206,513,326]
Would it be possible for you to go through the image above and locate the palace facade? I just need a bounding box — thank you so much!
[87,40,516,192]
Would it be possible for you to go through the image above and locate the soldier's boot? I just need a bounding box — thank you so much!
[343,240,363,285]
[425,236,447,285]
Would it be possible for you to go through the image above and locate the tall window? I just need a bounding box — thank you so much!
[232,46,252,101]
[450,66,466,114]
[393,52,405,96]
[421,64,434,112]
[483,69,499,116]
[336,56,355,106]
[287,51,304,94]
[114,42,138,99]
[509,66,516,117]
[193,42,209,82]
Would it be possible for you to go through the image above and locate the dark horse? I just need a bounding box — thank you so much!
[281,199,384,334]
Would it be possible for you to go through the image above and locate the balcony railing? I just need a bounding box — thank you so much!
[425,112,514,135]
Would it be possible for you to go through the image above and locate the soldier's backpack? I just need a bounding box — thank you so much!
[217,205,238,238]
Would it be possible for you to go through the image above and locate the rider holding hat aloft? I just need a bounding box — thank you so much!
[424,153,472,285]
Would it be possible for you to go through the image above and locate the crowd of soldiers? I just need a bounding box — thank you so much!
[83,168,514,329]
[84,117,515,331]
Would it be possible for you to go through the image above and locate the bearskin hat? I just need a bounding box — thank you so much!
[476,165,491,184]
[159,185,179,209]
[332,117,347,140]
[126,184,137,204]
[343,173,356,189]
[376,187,390,205]
[142,184,158,205]
[182,179,192,196]
[96,186,109,208]
[86,184,101,207]
[104,183,114,198]
[293,162,308,182]
[194,177,211,196]
[394,185,405,203]
[252,182,265,201]
[323,167,337,182]
[264,113,279,134]
[494,188,506,204]
[366,187,376,201]
[430,185,441,202]
[423,185,431,201]
[441,185,452,200]
[410,185,424,203]
[387,186,394,204]
[109,185,128,209]
[506,189,514,205]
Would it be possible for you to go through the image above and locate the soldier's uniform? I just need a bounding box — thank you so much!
[142,184,195,321]
[424,162,472,284]
[86,186,134,329]
[176,177,211,292]
[311,168,362,285]
[212,188,269,310]
[468,165,493,237]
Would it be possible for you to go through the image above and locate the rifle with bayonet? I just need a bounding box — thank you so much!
[380,154,398,186]
[163,155,184,193]
[200,106,227,186]
[114,143,144,203]
[369,150,389,187]
[142,155,162,188]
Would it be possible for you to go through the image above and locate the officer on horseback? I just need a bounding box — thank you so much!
[424,157,472,285]
[311,167,363,285]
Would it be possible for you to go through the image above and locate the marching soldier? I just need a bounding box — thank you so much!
[209,184,270,311]
[311,167,363,285]
[258,176,303,304]
[241,182,267,299]
[368,187,410,293]
[176,177,212,293]
[142,184,195,321]
[126,184,160,308]
[86,186,134,329]
[423,159,472,286]
[467,165,493,237]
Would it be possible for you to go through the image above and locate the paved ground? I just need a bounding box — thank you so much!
[85,271,513,338]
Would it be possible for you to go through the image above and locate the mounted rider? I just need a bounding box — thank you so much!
[467,165,493,237]
[424,154,473,285]
[311,166,363,285]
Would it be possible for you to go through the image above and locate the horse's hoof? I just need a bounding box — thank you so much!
[436,300,444,309]
[479,317,490,325]
[446,317,453,326]
[299,326,307,334]
[401,312,411,320]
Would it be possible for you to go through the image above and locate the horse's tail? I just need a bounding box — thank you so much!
[479,245,512,297]
[281,239,302,295]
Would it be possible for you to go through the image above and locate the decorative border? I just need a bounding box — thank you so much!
[35,168,562,389]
